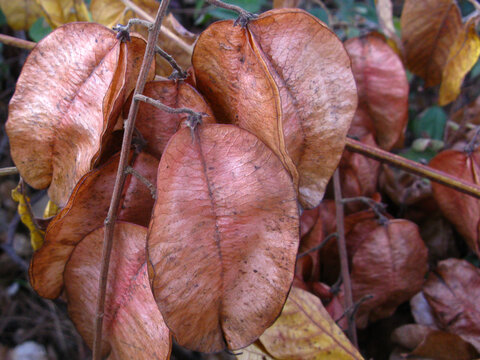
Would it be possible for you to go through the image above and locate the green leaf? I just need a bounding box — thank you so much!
[202,0,266,20]
[0,9,6,27]
[28,17,52,42]
[411,106,447,140]
[400,147,437,163]
[308,8,329,24]
[470,57,480,79]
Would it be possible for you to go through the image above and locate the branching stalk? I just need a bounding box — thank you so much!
[297,232,338,259]
[125,166,156,199]
[155,45,187,79]
[118,0,194,55]
[333,169,358,347]
[205,0,258,26]
[92,1,172,359]
[345,137,480,198]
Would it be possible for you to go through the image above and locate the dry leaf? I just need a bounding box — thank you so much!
[0,0,43,30]
[401,0,462,87]
[36,0,90,28]
[391,324,478,360]
[125,80,215,159]
[422,258,480,352]
[345,34,409,150]
[64,223,171,359]
[351,219,428,328]
[439,18,480,106]
[6,23,121,206]
[30,152,158,299]
[257,287,363,359]
[273,0,301,8]
[193,8,357,209]
[148,124,299,352]
[429,148,480,255]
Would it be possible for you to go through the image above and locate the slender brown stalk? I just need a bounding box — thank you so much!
[92,1,171,358]
[333,169,358,348]
[0,34,35,50]
[345,137,480,198]
[0,166,19,176]
[118,0,193,55]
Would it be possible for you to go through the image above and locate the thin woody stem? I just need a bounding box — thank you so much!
[134,94,203,118]
[345,137,480,198]
[297,232,338,259]
[0,166,19,177]
[125,166,156,199]
[0,34,35,50]
[118,0,194,55]
[92,1,171,359]
[205,0,258,26]
[333,169,358,348]
[155,45,187,78]
[342,196,388,224]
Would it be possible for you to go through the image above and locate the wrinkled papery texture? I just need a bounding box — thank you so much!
[340,133,380,201]
[148,124,299,352]
[439,19,480,106]
[345,34,408,150]
[273,0,301,8]
[257,287,363,359]
[36,0,90,28]
[29,152,158,299]
[105,35,155,143]
[0,0,42,30]
[6,23,120,206]
[64,223,171,358]
[429,149,480,255]
[401,0,462,87]
[391,324,478,360]
[422,258,480,352]
[351,219,428,328]
[193,8,357,209]
[126,80,215,159]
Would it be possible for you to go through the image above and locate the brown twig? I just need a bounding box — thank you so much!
[297,232,338,259]
[205,0,258,26]
[118,0,194,55]
[342,196,388,224]
[92,1,171,359]
[0,34,35,50]
[125,166,156,199]
[333,169,358,348]
[0,166,19,176]
[345,137,480,198]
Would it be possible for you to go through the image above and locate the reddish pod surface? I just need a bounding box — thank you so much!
[148,124,299,352]
[30,152,158,299]
[64,223,171,359]
[193,8,357,209]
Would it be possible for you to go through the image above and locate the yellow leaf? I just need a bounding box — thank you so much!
[237,342,275,360]
[0,0,43,30]
[43,200,60,218]
[439,19,480,106]
[90,0,158,28]
[35,0,89,28]
[11,186,45,251]
[257,287,363,360]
